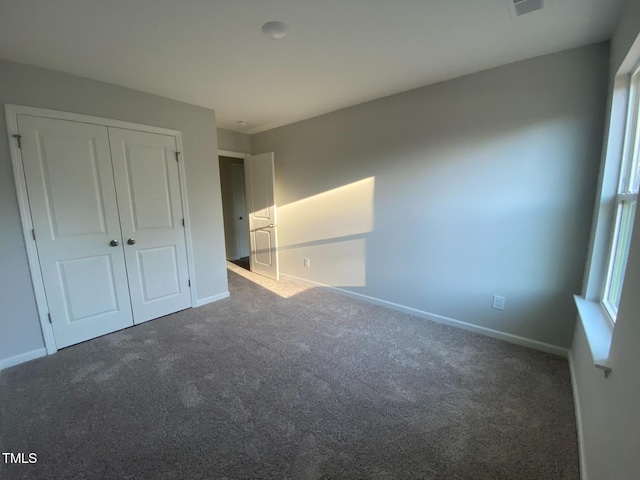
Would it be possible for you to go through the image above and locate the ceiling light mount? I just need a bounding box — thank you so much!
[238,120,248,126]
[262,21,288,40]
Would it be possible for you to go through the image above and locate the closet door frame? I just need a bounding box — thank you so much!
[5,104,198,355]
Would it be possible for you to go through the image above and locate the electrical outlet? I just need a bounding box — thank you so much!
[492,295,505,311]
[303,258,310,268]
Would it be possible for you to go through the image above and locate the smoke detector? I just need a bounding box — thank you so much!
[262,21,288,40]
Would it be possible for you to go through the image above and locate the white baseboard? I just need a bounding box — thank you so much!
[195,291,230,307]
[569,351,588,480]
[282,273,569,357]
[0,347,47,371]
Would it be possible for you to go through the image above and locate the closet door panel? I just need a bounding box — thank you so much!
[109,128,191,323]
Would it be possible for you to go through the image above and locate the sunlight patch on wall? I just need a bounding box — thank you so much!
[279,177,375,245]
[277,177,375,287]
[288,238,367,287]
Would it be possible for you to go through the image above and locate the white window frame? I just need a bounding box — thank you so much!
[574,43,640,378]
[601,65,640,322]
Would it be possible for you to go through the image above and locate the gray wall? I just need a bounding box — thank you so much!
[571,1,640,477]
[217,128,251,154]
[253,44,609,349]
[0,60,228,363]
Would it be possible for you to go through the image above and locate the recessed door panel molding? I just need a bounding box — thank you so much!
[7,105,198,354]
[16,114,134,348]
[38,134,108,238]
[137,246,181,302]
[245,152,279,280]
[125,143,174,231]
[251,160,272,220]
[109,127,191,324]
[254,230,273,267]
[58,255,119,322]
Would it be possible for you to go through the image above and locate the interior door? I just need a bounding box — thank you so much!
[245,152,279,279]
[109,128,191,323]
[17,115,134,348]
[231,163,250,258]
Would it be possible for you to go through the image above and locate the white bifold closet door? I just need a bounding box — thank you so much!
[17,115,191,349]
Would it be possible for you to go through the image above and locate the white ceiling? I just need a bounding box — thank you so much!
[0,0,623,134]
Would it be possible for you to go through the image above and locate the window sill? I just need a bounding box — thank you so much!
[573,295,614,377]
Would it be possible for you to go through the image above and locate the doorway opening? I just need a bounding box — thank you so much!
[218,149,280,280]
[219,154,250,271]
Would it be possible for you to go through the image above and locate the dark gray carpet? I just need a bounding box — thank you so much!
[0,263,579,479]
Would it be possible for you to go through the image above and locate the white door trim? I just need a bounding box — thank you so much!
[5,104,199,355]
[218,149,250,159]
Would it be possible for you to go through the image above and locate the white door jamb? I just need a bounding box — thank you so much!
[218,149,250,159]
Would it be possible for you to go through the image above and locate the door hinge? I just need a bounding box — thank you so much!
[13,134,22,149]
[31,229,36,241]
[175,151,181,162]
[47,313,52,324]
[188,279,191,287]
[182,218,185,227]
